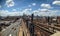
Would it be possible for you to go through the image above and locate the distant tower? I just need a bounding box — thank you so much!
[31,14,34,22]
[30,14,34,36]
[48,16,51,24]
[0,16,1,20]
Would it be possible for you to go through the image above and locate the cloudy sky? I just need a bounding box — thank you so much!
[0,0,60,16]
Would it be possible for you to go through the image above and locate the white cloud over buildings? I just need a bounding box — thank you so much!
[0,8,59,16]
[22,8,32,15]
[0,8,32,16]
[0,10,22,16]
[32,8,58,16]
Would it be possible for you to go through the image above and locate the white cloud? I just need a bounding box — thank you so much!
[0,5,2,8]
[33,8,49,13]
[0,8,32,16]
[32,8,58,16]
[32,3,36,6]
[28,5,31,7]
[6,0,15,7]
[52,1,60,5]
[0,10,22,16]
[28,3,36,7]
[41,3,51,9]
[40,9,48,12]
[0,8,59,17]
[22,8,32,15]
[12,9,17,12]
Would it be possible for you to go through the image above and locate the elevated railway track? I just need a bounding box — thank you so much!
[0,19,22,36]
[23,17,60,36]
[0,16,60,36]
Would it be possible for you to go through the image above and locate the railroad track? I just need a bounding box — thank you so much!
[33,23,60,36]
[0,19,22,36]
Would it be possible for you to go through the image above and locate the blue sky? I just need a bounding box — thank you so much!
[0,0,60,16]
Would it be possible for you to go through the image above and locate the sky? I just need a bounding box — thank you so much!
[0,0,60,16]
